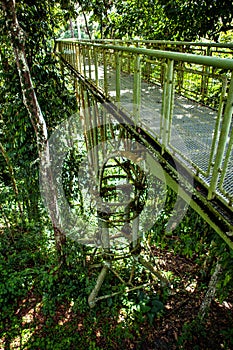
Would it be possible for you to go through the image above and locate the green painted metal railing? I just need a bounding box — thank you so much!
[71,39,233,57]
[57,38,233,107]
[56,39,233,232]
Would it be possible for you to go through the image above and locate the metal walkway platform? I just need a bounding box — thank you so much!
[56,39,233,249]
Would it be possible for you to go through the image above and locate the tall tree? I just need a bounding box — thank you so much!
[1,0,71,262]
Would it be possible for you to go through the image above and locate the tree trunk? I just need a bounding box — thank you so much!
[1,0,66,263]
[78,2,91,39]
[69,18,75,38]
[198,259,222,319]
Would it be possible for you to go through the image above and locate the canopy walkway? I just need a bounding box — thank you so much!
[54,39,233,307]
[55,39,233,251]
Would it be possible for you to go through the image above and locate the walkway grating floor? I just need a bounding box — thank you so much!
[90,66,232,203]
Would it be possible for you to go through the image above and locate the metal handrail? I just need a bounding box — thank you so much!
[56,39,233,69]
[57,37,233,48]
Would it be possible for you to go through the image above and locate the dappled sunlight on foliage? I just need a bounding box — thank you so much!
[1,207,233,349]
[1,0,233,348]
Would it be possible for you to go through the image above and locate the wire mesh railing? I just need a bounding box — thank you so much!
[56,39,233,211]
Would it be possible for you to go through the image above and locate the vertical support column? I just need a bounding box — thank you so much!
[208,73,233,200]
[177,61,184,94]
[101,218,110,252]
[83,46,87,78]
[133,54,141,125]
[92,100,100,178]
[132,216,139,248]
[77,43,81,74]
[88,46,92,80]
[103,50,108,96]
[219,131,233,197]
[74,76,78,101]
[94,47,99,87]
[74,42,78,70]
[103,104,107,143]
[208,77,227,173]
[81,45,85,76]
[160,63,167,140]
[161,59,174,153]
[201,66,210,103]
[72,42,75,67]
[115,51,121,104]
[201,46,211,102]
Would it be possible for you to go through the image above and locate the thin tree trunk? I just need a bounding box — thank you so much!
[88,265,109,308]
[198,259,222,319]
[69,18,75,38]
[78,2,91,39]
[1,0,66,263]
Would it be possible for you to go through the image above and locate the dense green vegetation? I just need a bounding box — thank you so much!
[0,0,233,349]
[77,0,233,40]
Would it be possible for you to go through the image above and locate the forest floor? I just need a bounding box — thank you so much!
[1,243,232,350]
[134,247,233,350]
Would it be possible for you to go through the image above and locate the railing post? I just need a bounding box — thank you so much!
[87,46,92,80]
[83,46,87,78]
[81,44,85,75]
[115,51,121,103]
[94,47,99,87]
[57,41,65,81]
[219,131,233,203]
[77,43,81,74]
[161,59,175,152]
[133,54,141,124]
[208,77,227,172]
[103,50,108,95]
[201,66,210,103]
[72,43,75,67]
[74,42,78,71]
[208,73,233,200]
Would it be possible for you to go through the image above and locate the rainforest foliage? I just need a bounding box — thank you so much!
[77,0,233,40]
[0,0,233,349]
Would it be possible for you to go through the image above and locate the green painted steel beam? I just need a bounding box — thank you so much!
[103,50,108,95]
[94,47,99,87]
[161,59,174,151]
[115,52,121,103]
[133,54,141,124]
[208,77,227,173]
